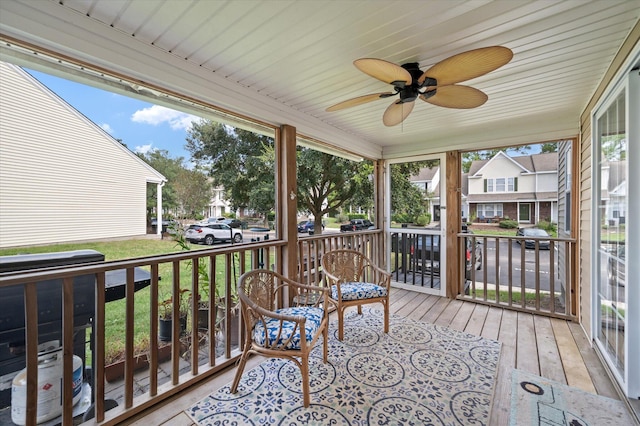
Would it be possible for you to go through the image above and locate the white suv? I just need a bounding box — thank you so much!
[185,223,243,245]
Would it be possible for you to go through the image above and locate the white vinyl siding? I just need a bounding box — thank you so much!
[0,62,165,248]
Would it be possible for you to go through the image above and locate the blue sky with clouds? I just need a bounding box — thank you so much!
[25,68,198,161]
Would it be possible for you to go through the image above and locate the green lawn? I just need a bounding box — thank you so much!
[0,238,247,364]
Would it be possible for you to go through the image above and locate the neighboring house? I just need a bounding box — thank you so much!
[409,166,442,222]
[460,172,470,221]
[467,151,558,224]
[0,62,166,248]
[207,186,233,219]
[600,161,627,227]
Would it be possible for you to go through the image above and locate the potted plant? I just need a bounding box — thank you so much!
[158,288,189,342]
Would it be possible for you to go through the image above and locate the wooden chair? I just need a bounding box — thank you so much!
[321,249,391,340]
[230,269,329,407]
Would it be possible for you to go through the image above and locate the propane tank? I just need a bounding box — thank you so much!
[11,347,83,425]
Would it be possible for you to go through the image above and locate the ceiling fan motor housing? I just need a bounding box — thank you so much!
[397,62,437,102]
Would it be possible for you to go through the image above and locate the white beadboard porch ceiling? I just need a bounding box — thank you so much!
[1,0,639,160]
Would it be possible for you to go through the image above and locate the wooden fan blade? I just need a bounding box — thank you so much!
[354,58,412,86]
[418,46,513,86]
[326,92,394,111]
[383,100,415,126]
[420,85,488,109]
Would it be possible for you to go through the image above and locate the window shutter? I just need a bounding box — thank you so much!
[514,177,518,191]
[484,179,487,192]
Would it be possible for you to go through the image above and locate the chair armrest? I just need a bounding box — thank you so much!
[363,263,391,290]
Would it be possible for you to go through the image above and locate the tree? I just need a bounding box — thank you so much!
[137,149,182,219]
[390,161,435,222]
[173,168,212,218]
[138,149,210,220]
[186,120,372,234]
[186,120,275,222]
[297,148,369,234]
[540,142,558,153]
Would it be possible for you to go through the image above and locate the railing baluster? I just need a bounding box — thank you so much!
[508,238,513,307]
[549,242,555,314]
[95,271,107,419]
[24,282,38,426]
[455,233,575,321]
[520,242,526,308]
[62,277,74,426]
[148,264,159,396]
[494,237,500,304]
[125,267,135,406]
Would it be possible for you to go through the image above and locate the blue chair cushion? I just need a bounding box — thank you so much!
[253,307,324,349]
[331,282,388,301]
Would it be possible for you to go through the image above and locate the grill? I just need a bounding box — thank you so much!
[0,250,151,417]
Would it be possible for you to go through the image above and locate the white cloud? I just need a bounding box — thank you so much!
[135,143,154,155]
[100,123,114,134]
[131,105,197,131]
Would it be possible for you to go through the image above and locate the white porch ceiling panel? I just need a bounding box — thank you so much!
[1,0,638,159]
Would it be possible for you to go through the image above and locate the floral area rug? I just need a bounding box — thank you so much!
[510,369,636,425]
[186,307,501,425]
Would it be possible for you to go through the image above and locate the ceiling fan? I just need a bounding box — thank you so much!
[326,46,513,126]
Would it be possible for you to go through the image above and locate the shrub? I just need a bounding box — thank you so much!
[336,213,349,223]
[499,219,518,229]
[537,219,557,233]
[391,213,410,224]
[347,213,367,220]
[415,214,430,226]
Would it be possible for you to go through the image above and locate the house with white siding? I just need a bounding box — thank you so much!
[467,151,558,224]
[0,62,166,248]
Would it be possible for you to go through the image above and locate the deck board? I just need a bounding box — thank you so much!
[567,321,619,399]
[534,315,566,384]
[433,298,462,326]
[491,309,518,426]
[516,312,540,375]
[123,290,622,426]
[481,306,503,341]
[551,317,597,393]
[464,303,489,336]
[447,299,475,332]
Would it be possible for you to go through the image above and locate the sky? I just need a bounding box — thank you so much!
[25,68,198,162]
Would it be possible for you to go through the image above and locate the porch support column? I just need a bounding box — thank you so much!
[277,124,298,280]
[445,151,461,298]
[373,159,386,267]
[156,182,164,236]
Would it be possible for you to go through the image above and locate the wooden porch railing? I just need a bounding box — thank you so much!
[457,233,577,321]
[0,230,384,426]
[0,228,575,425]
[0,240,285,426]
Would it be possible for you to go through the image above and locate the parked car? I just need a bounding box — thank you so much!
[185,223,243,245]
[516,227,551,249]
[394,230,482,280]
[150,218,179,232]
[203,217,226,224]
[339,219,374,232]
[607,245,626,287]
[297,220,324,233]
[220,218,243,228]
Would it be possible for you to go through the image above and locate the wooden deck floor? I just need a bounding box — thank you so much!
[124,287,623,426]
